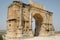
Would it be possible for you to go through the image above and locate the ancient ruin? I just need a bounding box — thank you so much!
[3,0,55,40]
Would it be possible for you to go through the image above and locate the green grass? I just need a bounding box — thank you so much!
[0,33,3,40]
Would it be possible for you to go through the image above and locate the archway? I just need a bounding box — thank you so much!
[32,13,43,36]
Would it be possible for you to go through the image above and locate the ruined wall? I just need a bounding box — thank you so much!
[3,1,55,40]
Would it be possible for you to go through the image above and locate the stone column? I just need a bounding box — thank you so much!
[29,9,33,37]
[22,6,33,37]
[48,13,55,35]
[17,5,23,37]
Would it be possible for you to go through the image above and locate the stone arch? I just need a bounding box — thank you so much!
[32,13,43,36]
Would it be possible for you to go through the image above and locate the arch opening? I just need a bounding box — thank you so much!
[32,13,43,36]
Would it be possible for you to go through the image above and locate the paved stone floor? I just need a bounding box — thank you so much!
[22,34,60,40]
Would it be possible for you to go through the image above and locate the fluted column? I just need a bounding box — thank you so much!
[28,8,33,37]
[17,5,23,37]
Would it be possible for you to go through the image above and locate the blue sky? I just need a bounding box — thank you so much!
[0,0,60,31]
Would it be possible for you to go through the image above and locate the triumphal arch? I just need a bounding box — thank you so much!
[3,0,55,40]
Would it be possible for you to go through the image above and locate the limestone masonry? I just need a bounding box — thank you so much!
[3,1,55,40]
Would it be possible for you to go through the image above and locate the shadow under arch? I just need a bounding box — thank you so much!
[32,13,43,36]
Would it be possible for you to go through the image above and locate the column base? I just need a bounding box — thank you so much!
[2,34,23,40]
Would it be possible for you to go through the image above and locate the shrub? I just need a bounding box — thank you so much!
[0,34,3,40]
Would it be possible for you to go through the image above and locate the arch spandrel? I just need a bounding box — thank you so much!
[31,8,47,23]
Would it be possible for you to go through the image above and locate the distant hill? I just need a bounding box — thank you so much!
[55,31,60,34]
[0,30,6,34]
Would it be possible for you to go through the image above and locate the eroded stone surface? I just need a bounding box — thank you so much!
[3,1,55,40]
